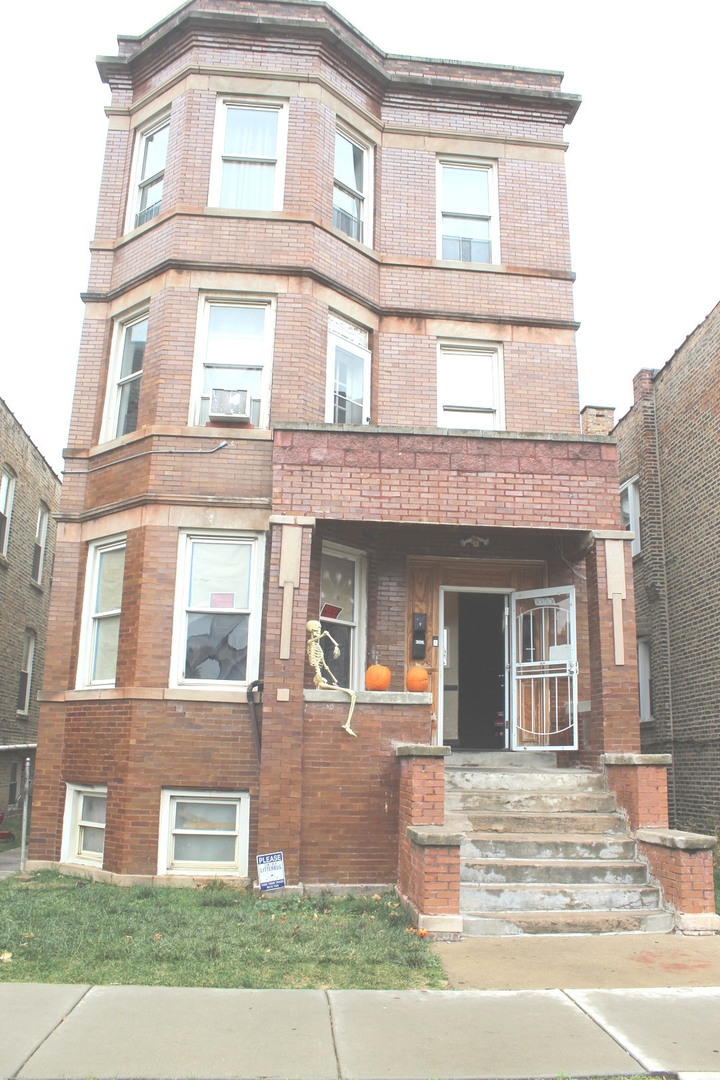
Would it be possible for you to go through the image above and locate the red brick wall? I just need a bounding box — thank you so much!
[638,841,716,915]
[605,764,669,832]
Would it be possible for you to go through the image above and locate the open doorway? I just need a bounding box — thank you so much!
[442,591,506,749]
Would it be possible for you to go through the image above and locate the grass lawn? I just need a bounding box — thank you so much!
[0,871,446,989]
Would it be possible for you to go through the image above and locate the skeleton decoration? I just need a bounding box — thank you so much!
[306,619,357,736]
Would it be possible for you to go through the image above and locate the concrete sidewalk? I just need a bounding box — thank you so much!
[1,982,719,1080]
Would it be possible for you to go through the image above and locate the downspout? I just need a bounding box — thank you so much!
[650,381,677,824]
[247,680,263,764]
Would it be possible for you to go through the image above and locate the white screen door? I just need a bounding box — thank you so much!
[509,586,577,750]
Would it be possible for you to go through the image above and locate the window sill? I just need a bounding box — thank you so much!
[304,689,432,705]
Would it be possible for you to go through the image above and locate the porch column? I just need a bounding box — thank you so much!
[257,516,314,883]
[583,532,641,762]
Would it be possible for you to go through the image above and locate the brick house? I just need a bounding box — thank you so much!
[615,302,720,835]
[0,398,60,822]
[28,0,717,932]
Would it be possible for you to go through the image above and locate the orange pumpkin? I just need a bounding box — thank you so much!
[365,664,392,691]
[406,666,430,693]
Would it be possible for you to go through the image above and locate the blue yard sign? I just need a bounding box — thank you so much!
[256,851,286,891]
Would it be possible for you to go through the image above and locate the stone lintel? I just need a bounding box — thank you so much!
[637,828,717,851]
[395,743,451,758]
[602,753,672,766]
[406,826,463,847]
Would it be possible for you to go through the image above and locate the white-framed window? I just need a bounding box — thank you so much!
[209,99,287,211]
[16,629,35,715]
[637,636,652,722]
[31,504,50,584]
[325,314,371,425]
[192,297,274,427]
[620,477,641,556]
[128,117,170,230]
[61,784,107,866]
[319,542,367,691]
[437,342,504,430]
[172,531,265,687]
[158,789,250,875]
[438,159,499,264]
[103,311,148,441]
[333,128,371,244]
[0,467,16,558]
[77,537,126,689]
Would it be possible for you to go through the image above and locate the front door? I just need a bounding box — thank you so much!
[509,586,578,750]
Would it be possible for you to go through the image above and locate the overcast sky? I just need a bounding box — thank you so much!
[2,0,718,472]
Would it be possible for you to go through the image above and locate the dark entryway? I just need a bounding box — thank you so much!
[443,591,506,749]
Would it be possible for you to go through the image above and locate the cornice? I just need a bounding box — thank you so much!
[97,6,580,123]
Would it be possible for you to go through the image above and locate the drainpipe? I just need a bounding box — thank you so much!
[247,681,263,764]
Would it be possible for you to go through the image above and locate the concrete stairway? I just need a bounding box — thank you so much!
[445,750,674,935]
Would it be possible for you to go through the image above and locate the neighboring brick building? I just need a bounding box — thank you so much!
[615,302,720,834]
[0,398,60,821]
[30,0,648,899]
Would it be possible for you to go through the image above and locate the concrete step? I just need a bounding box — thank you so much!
[448,750,558,770]
[457,811,626,835]
[447,790,617,813]
[461,909,675,936]
[461,858,650,885]
[459,832,638,861]
[459,881,663,913]
[445,768,604,792]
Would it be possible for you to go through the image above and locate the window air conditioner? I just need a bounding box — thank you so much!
[209,388,250,421]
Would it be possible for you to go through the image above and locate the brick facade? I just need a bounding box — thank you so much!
[30,0,646,904]
[0,399,60,816]
[615,302,720,832]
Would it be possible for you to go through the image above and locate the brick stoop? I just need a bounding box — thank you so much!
[446,750,675,936]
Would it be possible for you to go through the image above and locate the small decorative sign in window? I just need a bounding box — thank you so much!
[320,604,342,619]
[210,592,235,608]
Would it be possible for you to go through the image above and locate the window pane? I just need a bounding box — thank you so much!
[142,124,169,181]
[96,547,126,613]
[93,615,121,682]
[320,620,351,687]
[333,187,362,241]
[321,554,355,622]
[442,166,489,213]
[189,542,251,609]
[81,794,107,825]
[174,834,236,862]
[221,161,275,210]
[116,377,142,438]
[174,801,237,830]
[333,345,365,423]
[224,108,277,158]
[119,319,147,379]
[184,612,249,681]
[207,306,265,363]
[441,351,494,406]
[79,825,105,855]
[335,133,363,192]
[202,366,262,399]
